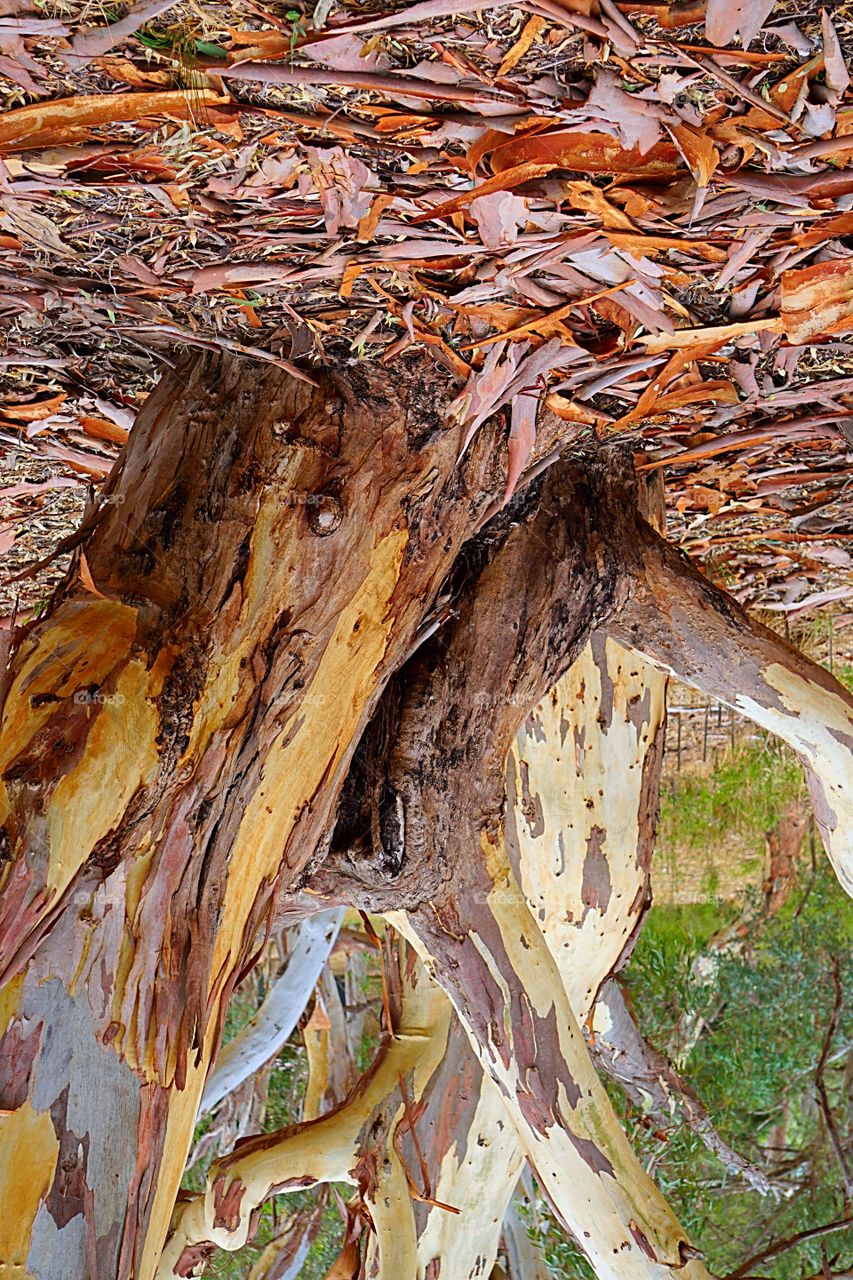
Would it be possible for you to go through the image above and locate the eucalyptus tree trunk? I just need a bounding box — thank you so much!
[0,350,563,1280]
[2,348,852,1280]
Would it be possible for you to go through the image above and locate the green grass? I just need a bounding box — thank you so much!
[658,735,803,854]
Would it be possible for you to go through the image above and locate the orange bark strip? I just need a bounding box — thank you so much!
[78,415,131,444]
[357,193,393,242]
[782,259,853,344]
[489,128,680,179]
[409,162,558,224]
[603,231,727,263]
[614,1,708,29]
[669,122,719,187]
[651,378,739,415]
[795,211,853,250]
[498,16,547,76]
[460,283,633,349]
[1,394,67,422]
[639,317,783,354]
[612,339,733,427]
[670,40,786,61]
[0,89,228,152]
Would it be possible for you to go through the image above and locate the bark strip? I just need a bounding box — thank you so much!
[200,910,344,1116]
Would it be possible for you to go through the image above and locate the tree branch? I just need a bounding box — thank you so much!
[607,518,853,897]
[815,958,853,1207]
[724,1216,853,1280]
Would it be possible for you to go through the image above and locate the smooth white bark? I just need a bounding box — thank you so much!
[200,909,344,1115]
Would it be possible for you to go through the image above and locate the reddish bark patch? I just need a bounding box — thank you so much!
[629,1219,657,1261]
[175,1242,216,1277]
[0,1013,42,1109]
[568,1130,616,1178]
[581,826,612,913]
[45,1087,91,1230]
[212,1174,247,1231]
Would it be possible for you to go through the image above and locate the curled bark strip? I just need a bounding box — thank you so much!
[200,910,344,1115]
[157,942,450,1276]
[607,523,853,897]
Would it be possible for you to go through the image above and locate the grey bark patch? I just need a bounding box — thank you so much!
[28,1204,89,1280]
[626,687,651,735]
[590,632,614,730]
[518,761,544,839]
[23,975,143,1278]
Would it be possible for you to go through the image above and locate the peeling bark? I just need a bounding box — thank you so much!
[394,1017,524,1280]
[2,340,843,1280]
[387,633,671,1280]
[200,910,344,1116]
[392,861,709,1280]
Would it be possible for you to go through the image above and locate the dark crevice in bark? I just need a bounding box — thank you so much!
[314,450,640,913]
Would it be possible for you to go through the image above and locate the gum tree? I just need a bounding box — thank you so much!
[1,351,851,1279]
